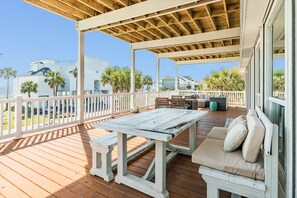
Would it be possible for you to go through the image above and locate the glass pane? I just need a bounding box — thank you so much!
[271,102,286,197]
[272,5,285,100]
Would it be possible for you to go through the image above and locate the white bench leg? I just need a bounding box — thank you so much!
[207,184,219,198]
[90,146,114,182]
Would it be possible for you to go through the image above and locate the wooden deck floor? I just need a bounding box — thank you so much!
[0,106,246,198]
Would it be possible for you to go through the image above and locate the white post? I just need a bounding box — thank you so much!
[156,56,160,96]
[111,92,115,117]
[130,46,136,111]
[175,63,178,91]
[14,95,23,139]
[77,31,85,124]
[145,91,149,109]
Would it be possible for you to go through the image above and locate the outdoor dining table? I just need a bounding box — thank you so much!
[95,108,207,198]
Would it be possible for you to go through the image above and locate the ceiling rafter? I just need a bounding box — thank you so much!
[158,16,182,36]
[40,0,88,19]
[60,0,99,16]
[223,0,230,28]
[24,0,80,21]
[204,4,217,31]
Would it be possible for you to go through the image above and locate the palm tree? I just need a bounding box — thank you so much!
[101,66,143,93]
[273,70,285,92]
[69,67,78,95]
[203,69,245,91]
[143,75,153,91]
[0,67,16,110]
[21,81,38,98]
[44,71,65,96]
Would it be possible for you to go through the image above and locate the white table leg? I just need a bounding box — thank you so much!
[189,122,197,154]
[155,140,169,197]
[115,132,127,183]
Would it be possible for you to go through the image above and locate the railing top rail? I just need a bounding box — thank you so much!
[23,95,79,102]
[0,98,16,103]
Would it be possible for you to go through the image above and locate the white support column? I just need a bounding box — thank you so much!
[77,31,85,124]
[14,95,23,139]
[156,56,160,95]
[175,63,179,91]
[130,46,136,111]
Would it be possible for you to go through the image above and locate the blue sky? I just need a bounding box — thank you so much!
[0,0,239,96]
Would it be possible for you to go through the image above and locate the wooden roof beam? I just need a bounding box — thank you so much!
[132,27,240,50]
[116,0,130,7]
[223,0,230,28]
[158,16,182,36]
[158,45,240,59]
[77,0,220,31]
[171,12,192,35]
[61,0,99,16]
[176,57,240,65]
[24,0,79,21]
[204,4,217,31]
[40,0,88,19]
[185,10,203,33]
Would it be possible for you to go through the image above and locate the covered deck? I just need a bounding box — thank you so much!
[0,106,246,197]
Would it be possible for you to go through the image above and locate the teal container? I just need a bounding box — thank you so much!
[210,101,217,111]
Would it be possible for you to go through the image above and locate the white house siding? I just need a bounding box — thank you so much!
[14,57,112,98]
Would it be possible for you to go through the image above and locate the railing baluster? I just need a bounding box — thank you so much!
[42,101,45,128]
[48,100,51,126]
[0,103,3,136]
[37,101,40,129]
[66,98,69,123]
[53,100,56,126]
[8,103,11,134]
[25,102,28,131]
[62,98,65,124]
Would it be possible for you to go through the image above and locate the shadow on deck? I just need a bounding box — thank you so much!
[0,106,246,198]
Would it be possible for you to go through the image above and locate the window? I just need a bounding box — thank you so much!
[272,6,285,100]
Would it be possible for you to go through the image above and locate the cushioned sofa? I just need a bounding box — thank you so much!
[192,108,278,198]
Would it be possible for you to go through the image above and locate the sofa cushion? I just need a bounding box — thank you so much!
[242,116,265,163]
[228,115,246,132]
[207,127,228,140]
[192,138,264,180]
[224,121,248,152]
[247,109,257,117]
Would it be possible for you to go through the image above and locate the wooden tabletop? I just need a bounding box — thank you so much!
[95,108,207,141]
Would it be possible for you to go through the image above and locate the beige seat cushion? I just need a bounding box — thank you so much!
[247,109,257,117]
[192,138,264,180]
[242,116,265,163]
[207,127,228,140]
[224,121,248,152]
[228,115,246,132]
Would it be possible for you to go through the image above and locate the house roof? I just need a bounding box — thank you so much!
[17,67,51,77]
[24,0,240,63]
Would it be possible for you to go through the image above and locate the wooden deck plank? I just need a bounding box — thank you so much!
[0,107,246,198]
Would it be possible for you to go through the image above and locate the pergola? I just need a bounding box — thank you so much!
[24,0,241,122]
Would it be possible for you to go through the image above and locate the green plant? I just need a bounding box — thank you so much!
[21,81,38,98]
[203,68,245,91]
[273,70,285,92]
[44,71,65,96]
[162,86,169,91]
[101,66,143,93]
[143,75,153,91]
[0,67,17,110]
[69,67,78,95]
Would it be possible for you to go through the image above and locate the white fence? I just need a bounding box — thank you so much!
[0,91,176,140]
[0,90,244,141]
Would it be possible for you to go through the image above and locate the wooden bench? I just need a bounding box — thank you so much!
[90,132,154,182]
[192,107,278,198]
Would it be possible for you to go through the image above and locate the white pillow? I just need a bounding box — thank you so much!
[224,121,248,152]
[228,115,246,132]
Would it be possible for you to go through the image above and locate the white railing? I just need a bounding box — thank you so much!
[178,90,246,105]
[0,95,80,140]
[0,89,244,141]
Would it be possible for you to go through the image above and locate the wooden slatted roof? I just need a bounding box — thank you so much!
[23,0,240,63]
